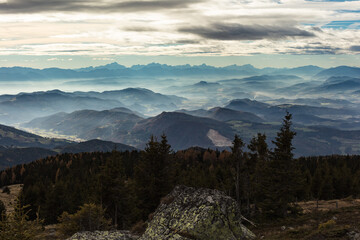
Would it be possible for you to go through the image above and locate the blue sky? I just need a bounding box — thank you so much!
[0,0,359,68]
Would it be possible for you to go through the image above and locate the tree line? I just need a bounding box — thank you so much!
[0,112,359,231]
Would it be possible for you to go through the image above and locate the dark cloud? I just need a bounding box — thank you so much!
[176,39,200,44]
[0,0,200,13]
[179,23,315,40]
[350,46,360,52]
[289,45,341,55]
[124,26,158,32]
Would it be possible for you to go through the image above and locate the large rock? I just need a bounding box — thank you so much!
[67,230,139,240]
[139,185,255,240]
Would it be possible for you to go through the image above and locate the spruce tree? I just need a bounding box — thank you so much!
[231,134,245,206]
[249,133,269,216]
[97,151,127,228]
[134,134,172,220]
[259,112,300,218]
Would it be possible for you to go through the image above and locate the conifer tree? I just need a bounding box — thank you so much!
[97,151,127,228]
[0,198,44,240]
[259,112,300,218]
[231,134,245,206]
[248,133,269,215]
[134,134,172,219]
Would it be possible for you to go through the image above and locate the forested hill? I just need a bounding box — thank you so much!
[0,114,359,235]
[1,147,359,228]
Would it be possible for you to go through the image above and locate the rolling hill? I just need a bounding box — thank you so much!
[23,107,144,141]
[178,107,264,123]
[129,112,234,150]
[315,66,360,79]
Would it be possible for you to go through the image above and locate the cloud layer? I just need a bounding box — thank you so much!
[0,0,201,13]
[0,0,359,58]
[180,24,315,40]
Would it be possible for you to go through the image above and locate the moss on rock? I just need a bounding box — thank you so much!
[67,230,139,240]
[139,185,255,240]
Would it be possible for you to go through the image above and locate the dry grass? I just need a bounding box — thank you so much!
[0,184,22,213]
[250,198,360,240]
[298,198,360,213]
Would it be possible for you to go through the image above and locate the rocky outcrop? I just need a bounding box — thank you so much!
[139,185,255,240]
[67,230,139,240]
[67,186,255,240]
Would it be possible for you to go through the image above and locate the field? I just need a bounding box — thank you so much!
[251,198,360,239]
[0,184,22,213]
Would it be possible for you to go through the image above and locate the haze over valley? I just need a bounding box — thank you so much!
[0,62,360,167]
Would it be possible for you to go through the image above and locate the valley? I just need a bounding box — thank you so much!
[0,63,360,167]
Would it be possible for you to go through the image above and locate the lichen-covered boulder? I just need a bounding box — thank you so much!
[140,185,255,240]
[67,230,139,240]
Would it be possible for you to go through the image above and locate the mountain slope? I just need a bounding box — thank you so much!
[0,124,72,149]
[0,90,124,124]
[55,139,137,154]
[315,66,360,79]
[178,107,263,123]
[23,107,144,141]
[130,112,234,149]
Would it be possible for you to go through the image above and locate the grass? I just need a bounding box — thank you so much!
[0,184,22,214]
[249,198,360,240]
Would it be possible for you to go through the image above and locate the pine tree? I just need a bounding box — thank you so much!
[249,133,269,216]
[133,134,172,220]
[259,112,300,218]
[231,134,245,206]
[0,198,44,240]
[97,151,127,228]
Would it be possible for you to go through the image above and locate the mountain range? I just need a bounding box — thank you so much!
[0,123,136,169]
[1,63,360,166]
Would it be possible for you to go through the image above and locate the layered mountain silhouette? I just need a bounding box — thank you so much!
[1,63,360,162]
[0,123,136,169]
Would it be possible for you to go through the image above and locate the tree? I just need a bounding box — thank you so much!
[97,151,127,228]
[133,134,173,220]
[248,133,269,215]
[58,203,111,238]
[259,112,300,218]
[231,134,245,206]
[0,198,44,240]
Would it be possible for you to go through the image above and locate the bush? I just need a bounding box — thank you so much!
[0,198,44,240]
[2,186,10,194]
[318,219,336,230]
[130,220,147,235]
[58,203,111,237]
[0,200,5,218]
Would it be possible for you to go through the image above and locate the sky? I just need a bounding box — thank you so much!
[0,0,360,68]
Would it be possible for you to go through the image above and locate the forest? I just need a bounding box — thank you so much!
[0,113,359,236]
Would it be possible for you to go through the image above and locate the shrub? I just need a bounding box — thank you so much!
[130,220,147,235]
[318,219,336,230]
[0,198,44,240]
[0,200,5,218]
[58,203,111,237]
[2,186,10,194]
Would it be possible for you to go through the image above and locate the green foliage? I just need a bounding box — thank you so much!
[258,112,303,218]
[57,203,111,238]
[0,198,44,240]
[231,134,245,205]
[134,134,173,220]
[0,120,359,227]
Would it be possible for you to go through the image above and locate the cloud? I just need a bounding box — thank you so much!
[0,0,201,13]
[350,45,360,51]
[179,23,315,40]
[124,26,158,32]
